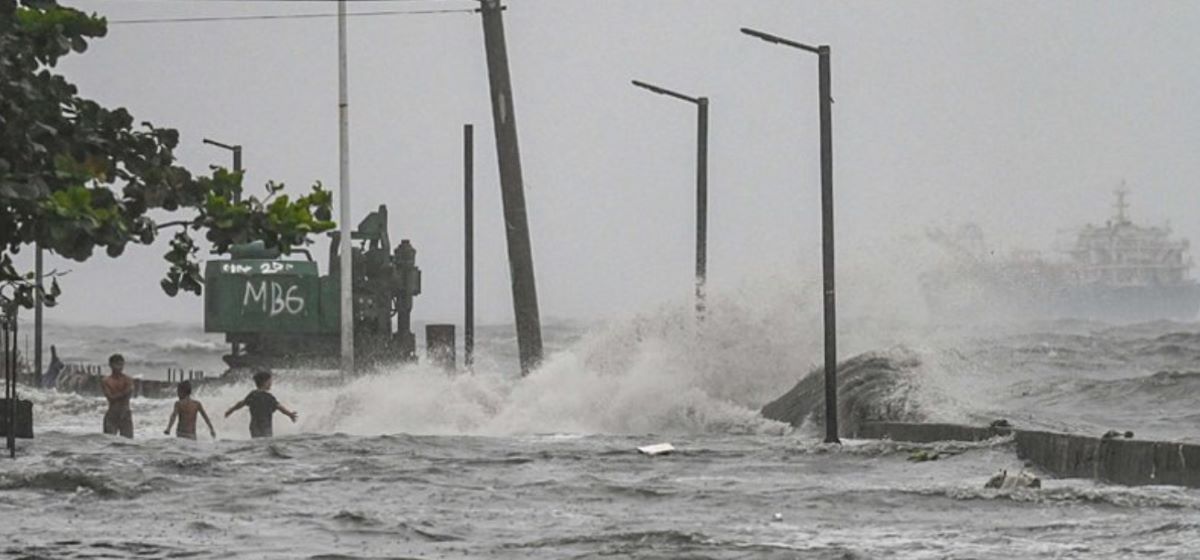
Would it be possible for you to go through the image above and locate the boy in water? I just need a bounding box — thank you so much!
[100,354,135,438]
[164,381,216,440]
[224,370,298,438]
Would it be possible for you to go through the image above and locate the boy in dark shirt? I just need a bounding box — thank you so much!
[101,354,135,438]
[224,370,298,438]
[164,380,216,440]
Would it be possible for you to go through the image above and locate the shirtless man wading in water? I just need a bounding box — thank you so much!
[101,354,135,438]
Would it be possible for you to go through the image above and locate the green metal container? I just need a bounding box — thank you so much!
[204,259,325,334]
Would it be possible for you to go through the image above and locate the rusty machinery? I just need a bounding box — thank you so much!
[204,206,421,371]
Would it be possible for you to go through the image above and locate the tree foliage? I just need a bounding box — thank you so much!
[0,0,335,313]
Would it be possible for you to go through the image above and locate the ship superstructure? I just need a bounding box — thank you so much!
[1069,190,1191,288]
[921,190,1200,323]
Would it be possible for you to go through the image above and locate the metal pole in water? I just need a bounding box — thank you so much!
[233,145,243,203]
[6,316,16,457]
[695,98,709,319]
[817,46,838,444]
[739,28,839,443]
[10,318,15,457]
[3,319,8,455]
[4,322,9,456]
[202,138,243,202]
[464,124,475,368]
[34,244,42,381]
[337,0,355,377]
[630,80,709,321]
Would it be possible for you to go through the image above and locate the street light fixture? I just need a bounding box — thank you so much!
[631,79,709,319]
[202,138,244,202]
[202,138,243,174]
[741,26,840,444]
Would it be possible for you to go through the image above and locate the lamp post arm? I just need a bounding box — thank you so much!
[631,80,701,105]
[739,27,820,54]
[202,138,238,151]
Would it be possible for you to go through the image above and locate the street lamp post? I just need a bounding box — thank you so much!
[740,27,839,444]
[631,79,709,318]
[202,138,243,201]
[202,138,243,173]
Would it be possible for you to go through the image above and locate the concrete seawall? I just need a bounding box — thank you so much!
[856,422,1200,488]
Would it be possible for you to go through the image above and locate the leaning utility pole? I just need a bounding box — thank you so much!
[337,0,354,377]
[478,0,543,375]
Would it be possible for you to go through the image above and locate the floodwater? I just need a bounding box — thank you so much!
[5,291,1200,558]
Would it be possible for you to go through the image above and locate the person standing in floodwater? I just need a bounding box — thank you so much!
[164,381,216,440]
[224,370,297,438]
[100,354,135,438]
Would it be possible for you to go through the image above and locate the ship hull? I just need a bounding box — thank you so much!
[1045,284,1200,322]
[922,279,1200,323]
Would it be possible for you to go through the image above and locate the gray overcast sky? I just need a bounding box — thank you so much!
[24,0,1200,326]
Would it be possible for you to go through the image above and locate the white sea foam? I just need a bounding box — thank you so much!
[30,262,1199,440]
[275,283,820,436]
[165,337,224,353]
[30,277,840,438]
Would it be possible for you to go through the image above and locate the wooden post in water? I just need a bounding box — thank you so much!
[426,324,457,371]
[479,0,543,375]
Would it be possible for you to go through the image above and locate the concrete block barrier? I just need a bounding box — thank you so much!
[857,422,1200,488]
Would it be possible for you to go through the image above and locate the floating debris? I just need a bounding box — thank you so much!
[637,443,675,456]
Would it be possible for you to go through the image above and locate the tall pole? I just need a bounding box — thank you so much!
[479,0,543,375]
[34,244,42,380]
[817,46,838,444]
[631,80,709,320]
[337,0,355,377]
[4,317,8,455]
[739,28,839,443]
[233,146,243,202]
[695,98,709,318]
[464,124,475,368]
[6,316,16,457]
[204,139,243,202]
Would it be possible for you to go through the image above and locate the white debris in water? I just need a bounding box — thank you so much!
[637,443,675,456]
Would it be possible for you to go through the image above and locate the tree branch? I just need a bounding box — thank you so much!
[155,220,194,231]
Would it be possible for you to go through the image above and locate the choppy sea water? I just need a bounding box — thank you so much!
[5,289,1200,558]
[7,433,1200,559]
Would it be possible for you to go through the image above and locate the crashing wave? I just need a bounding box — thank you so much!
[165,338,225,354]
[761,348,926,436]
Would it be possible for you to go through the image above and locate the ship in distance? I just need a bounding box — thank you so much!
[921,189,1200,323]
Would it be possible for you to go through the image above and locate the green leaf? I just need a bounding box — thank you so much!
[1,3,334,308]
